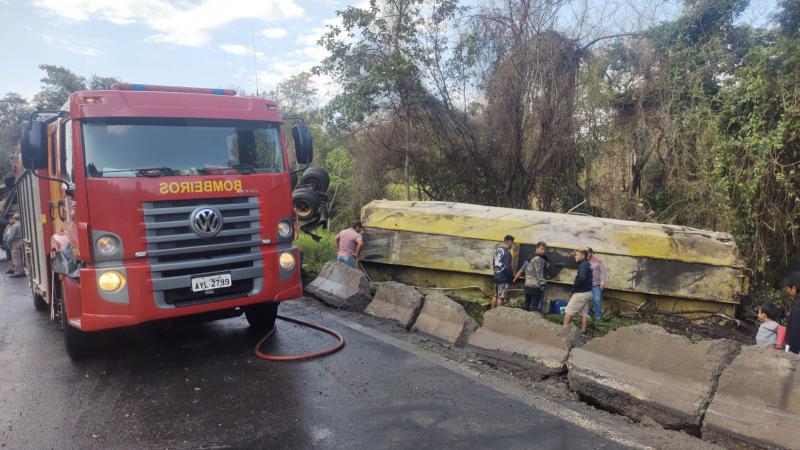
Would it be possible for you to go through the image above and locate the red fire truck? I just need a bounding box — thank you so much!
[17,83,316,359]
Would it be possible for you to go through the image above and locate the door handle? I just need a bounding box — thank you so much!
[57,200,67,222]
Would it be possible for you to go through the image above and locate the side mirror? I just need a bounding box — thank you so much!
[20,121,48,170]
[291,124,313,165]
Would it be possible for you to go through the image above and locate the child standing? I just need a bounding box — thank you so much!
[755,303,781,347]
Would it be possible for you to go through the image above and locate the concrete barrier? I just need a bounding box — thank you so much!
[567,324,739,432]
[305,261,372,311]
[468,307,580,377]
[365,281,424,329]
[702,346,800,449]
[411,293,478,345]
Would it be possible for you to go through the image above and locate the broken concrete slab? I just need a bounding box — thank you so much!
[468,306,581,377]
[365,281,424,329]
[305,261,372,311]
[567,324,739,432]
[702,346,800,449]
[411,292,478,345]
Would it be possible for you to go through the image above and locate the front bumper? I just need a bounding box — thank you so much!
[65,246,302,331]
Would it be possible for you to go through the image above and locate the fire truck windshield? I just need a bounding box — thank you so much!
[82,118,285,178]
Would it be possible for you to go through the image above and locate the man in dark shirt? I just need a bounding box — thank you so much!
[491,235,515,309]
[783,271,800,353]
[563,249,593,332]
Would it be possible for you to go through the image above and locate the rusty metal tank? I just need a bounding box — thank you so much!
[360,201,748,315]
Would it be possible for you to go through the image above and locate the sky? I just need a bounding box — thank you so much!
[0,0,352,99]
[0,0,780,101]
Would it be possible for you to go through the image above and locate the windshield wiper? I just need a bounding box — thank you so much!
[101,167,176,177]
[228,164,258,174]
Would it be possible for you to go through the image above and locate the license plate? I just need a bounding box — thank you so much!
[191,273,232,292]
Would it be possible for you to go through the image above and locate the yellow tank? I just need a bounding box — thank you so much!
[360,201,748,315]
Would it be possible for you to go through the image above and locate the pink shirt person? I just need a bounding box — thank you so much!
[589,257,606,287]
[335,221,364,268]
[336,228,362,257]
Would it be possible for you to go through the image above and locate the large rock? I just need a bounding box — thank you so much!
[411,293,478,345]
[567,324,739,432]
[365,281,424,329]
[468,307,580,377]
[702,346,800,449]
[305,261,372,311]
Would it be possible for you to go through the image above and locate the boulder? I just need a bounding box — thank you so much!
[365,281,424,329]
[305,261,372,311]
[468,307,580,377]
[567,324,739,432]
[411,293,478,345]
[702,346,800,449]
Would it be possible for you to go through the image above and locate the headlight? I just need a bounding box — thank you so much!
[98,271,125,292]
[277,221,293,239]
[96,235,120,256]
[279,252,296,270]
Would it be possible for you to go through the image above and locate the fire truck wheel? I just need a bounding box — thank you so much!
[59,287,94,359]
[293,188,320,221]
[299,167,330,192]
[244,302,279,331]
[33,292,48,311]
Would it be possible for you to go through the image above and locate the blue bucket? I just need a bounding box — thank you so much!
[549,299,567,315]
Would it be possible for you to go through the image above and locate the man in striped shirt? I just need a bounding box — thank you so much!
[586,248,606,317]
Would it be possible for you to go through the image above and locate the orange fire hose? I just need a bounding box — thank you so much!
[254,315,345,361]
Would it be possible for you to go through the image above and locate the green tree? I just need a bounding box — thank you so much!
[710,7,800,282]
[88,75,120,90]
[323,147,356,229]
[271,72,318,116]
[0,93,33,175]
[33,64,87,109]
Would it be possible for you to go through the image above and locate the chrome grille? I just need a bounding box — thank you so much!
[142,196,263,307]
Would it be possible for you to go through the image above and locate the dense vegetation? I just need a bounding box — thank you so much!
[1,0,798,308]
[311,0,800,307]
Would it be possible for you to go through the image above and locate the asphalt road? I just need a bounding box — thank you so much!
[0,268,628,449]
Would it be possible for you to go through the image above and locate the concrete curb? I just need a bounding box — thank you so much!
[365,281,424,329]
[702,345,800,449]
[411,292,478,345]
[468,307,581,378]
[566,324,739,433]
[305,261,372,311]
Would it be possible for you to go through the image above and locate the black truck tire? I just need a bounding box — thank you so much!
[244,302,279,331]
[58,282,94,360]
[293,188,320,221]
[299,167,330,192]
[33,292,47,311]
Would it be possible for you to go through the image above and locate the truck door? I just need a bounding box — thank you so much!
[48,119,77,251]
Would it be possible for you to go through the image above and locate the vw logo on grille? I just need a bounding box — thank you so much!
[190,206,223,237]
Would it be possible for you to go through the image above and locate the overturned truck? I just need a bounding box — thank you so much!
[360,201,748,315]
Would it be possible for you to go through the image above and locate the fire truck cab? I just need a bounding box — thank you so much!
[17,84,313,359]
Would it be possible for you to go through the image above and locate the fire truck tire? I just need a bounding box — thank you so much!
[59,287,94,359]
[300,167,330,192]
[33,292,48,311]
[244,302,279,331]
[293,188,320,221]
